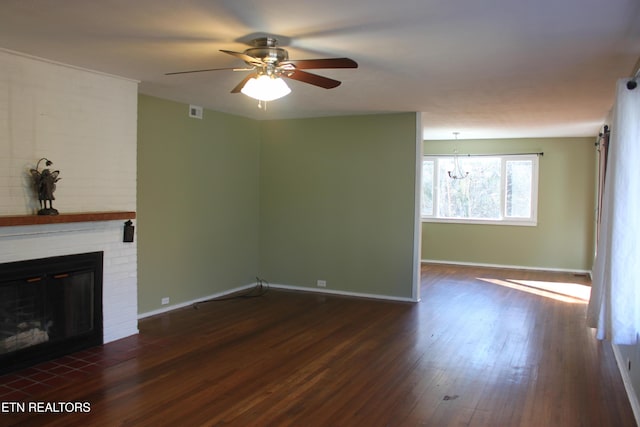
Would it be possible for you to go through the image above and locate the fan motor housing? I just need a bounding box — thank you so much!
[244,37,288,63]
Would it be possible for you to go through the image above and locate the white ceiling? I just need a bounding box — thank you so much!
[1,0,639,140]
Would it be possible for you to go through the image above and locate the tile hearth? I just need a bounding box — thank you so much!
[0,334,166,401]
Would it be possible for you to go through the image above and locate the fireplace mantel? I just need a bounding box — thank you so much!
[0,211,136,227]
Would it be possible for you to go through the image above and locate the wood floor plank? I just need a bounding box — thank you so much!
[1,264,635,426]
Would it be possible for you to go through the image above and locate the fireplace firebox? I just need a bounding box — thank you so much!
[0,252,103,374]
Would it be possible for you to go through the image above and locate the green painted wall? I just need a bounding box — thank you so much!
[137,95,260,313]
[422,137,596,271]
[259,113,418,298]
[138,99,418,310]
[137,94,593,311]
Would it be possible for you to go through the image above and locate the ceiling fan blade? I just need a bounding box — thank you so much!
[231,73,258,93]
[281,58,358,70]
[285,70,341,89]
[220,49,264,66]
[165,67,245,75]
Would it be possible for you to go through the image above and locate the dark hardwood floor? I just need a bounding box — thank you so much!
[1,264,636,426]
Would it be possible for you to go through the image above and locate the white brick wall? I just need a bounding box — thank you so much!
[0,48,138,215]
[0,49,139,343]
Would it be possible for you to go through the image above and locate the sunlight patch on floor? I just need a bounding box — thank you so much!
[477,277,591,304]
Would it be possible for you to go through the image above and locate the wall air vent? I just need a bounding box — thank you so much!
[189,105,203,119]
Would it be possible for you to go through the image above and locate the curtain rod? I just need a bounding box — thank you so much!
[595,125,610,147]
[425,152,544,157]
[626,57,640,89]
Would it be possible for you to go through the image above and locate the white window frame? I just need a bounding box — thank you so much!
[421,154,539,226]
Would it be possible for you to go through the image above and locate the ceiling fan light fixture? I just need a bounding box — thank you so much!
[241,74,291,101]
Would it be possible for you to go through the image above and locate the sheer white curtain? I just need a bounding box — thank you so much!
[587,79,640,345]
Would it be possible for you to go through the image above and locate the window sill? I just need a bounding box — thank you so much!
[421,217,537,227]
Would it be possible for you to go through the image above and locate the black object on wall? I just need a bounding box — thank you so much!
[123,220,135,243]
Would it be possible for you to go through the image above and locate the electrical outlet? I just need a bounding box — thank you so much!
[317,280,327,288]
[161,297,170,305]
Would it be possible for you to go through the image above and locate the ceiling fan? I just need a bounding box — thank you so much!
[165,37,358,101]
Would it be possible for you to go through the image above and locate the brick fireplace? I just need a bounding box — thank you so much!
[0,48,139,367]
[0,217,138,351]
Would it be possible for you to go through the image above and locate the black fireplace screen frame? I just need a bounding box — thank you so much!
[0,251,103,375]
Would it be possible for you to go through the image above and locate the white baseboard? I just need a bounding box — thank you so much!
[612,344,640,425]
[421,259,591,275]
[137,283,256,319]
[138,281,418,320]
[268,282,418,303]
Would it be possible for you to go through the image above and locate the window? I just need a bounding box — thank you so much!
[421,154,538,225]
